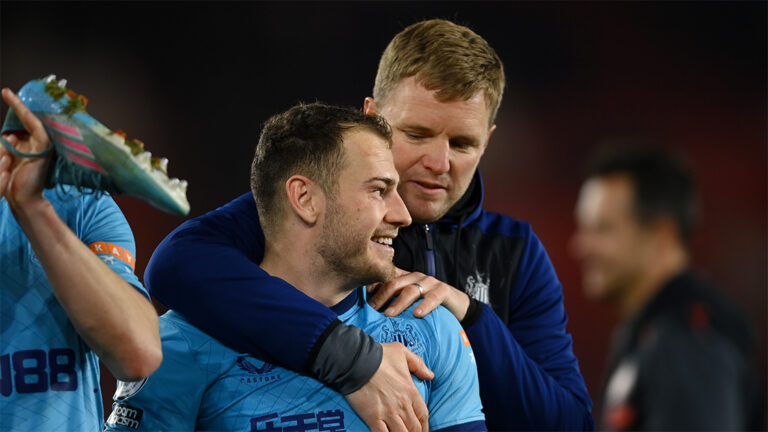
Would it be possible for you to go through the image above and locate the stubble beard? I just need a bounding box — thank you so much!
[318,198,395,289]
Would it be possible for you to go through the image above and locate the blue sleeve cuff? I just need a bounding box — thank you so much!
[435,420,487,431]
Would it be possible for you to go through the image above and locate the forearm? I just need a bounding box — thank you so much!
[147,194,379,383]
[465,304,594,431]
[147,193,385,391]
[148,234,335,369]
[14,198,161,380]
[149,238,381,389]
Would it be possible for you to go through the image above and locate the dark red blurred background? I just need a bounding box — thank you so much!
[2,1,765,423]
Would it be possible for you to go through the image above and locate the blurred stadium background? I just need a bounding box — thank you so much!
[2,1,765,422]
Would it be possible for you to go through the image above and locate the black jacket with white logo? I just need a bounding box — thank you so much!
[393,172,594,431]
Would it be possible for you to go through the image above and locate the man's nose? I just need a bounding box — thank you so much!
[387,190,412,228]
[421,138,450,175]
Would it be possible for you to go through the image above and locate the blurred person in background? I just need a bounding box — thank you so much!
[571,144,761,431]
[147,19,593,431]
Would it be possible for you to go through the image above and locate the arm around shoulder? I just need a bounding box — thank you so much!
[145,194,341,373]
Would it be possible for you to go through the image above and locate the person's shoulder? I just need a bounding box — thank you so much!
[652,274,755,355]
[44,186,118,215]
[472,208,535,239]
[403,302,463,340]
[470,210,554,261]
[166,192,258,241]
[159,310,233,355]
[423,303,461,326]
[43,187,133,240]
[43,185,88,203]
[360,297,461,339]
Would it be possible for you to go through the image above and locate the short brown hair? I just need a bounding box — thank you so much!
[251,102,391,234]
[373,19,505,125]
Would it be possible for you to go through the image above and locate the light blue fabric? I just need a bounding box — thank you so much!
[105,289,485,431]
[0,187,145,431]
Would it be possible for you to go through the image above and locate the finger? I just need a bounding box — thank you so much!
[369,272,422,309]
[0,153,10,172]
[384,412,408,432]
[1,89,30,130]
[413,294,443,318]
[2,134,20,154]
[367,280,398,310]
[384,284,423,317]
[1,89,47,152]
[2,133,17,147]
[399,402,423,432]
[414,395,430,432]
[403,348,434,380]
[0,172,7,197]
[366,283,382,295]
[368,420,388,432]
[0,155,9,197]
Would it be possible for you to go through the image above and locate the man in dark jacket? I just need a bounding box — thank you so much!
[571,146,761,431]
[147,19,594,431]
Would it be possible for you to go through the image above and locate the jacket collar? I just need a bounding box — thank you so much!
[437,170,484,227]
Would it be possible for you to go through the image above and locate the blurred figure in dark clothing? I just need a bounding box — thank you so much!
[571,145,762,431]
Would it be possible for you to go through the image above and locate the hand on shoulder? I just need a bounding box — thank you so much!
[368,268,470,321]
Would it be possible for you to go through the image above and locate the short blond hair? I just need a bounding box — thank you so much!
[373,19,505,125]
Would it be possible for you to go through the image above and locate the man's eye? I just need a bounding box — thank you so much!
[404,132,423,140]
[450,140,474,151]
[374,188,385,196]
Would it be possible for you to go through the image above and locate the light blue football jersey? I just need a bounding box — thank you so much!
[106,288,485,431]
[0,187,145,431]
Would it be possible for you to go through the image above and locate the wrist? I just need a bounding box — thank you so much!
[309,320,383,395]
[460,297,483,328]
[451,289,471,321]
[11,194,53,226]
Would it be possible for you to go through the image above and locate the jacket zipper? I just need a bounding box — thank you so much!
[424,224,436,277]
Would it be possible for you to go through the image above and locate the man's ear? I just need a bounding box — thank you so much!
[363,97,377,116]
[285,175,324,225]
[483,123,497,152]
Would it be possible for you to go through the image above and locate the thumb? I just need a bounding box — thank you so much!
[366,283,382,294]
[403,349,434,381]
[0,144,12,198]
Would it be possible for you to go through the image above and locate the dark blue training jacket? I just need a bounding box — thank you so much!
[146,172,594,431]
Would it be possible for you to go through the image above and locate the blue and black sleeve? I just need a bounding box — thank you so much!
[146,193,381,394]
